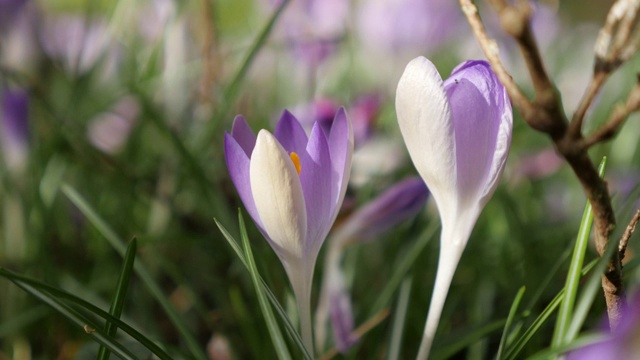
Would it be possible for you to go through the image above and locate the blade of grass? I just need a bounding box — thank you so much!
[7,278,138,360]
[97,238,137,360]
[527,334,607,360]
[215,217,312,359]
[496,286,526,360]
[219,0,290,124]
[0,267,173,360]
[565,226,622,342]
[387,277,413,360]
[551,157,607,349]
[432,319,506,360]
[371,221,438,314]
[61,184,207,360]
[238,213,293,360]
[504,259,599,360]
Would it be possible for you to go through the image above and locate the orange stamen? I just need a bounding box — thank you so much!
[290,152,302,174]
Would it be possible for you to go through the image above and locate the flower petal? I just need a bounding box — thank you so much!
[300,122,334,256]
[274,110,309,155]
[443,60,512,206]
[250,130,307,260]
[231,115,256,157]
[395,56,456,213]
[327,108,354,218]
[224,133,262,230]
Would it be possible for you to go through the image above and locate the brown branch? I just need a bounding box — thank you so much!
[620,209,640,262]
[582,80,640,148]
[459,0,625,329]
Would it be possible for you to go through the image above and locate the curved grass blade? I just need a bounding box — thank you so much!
[432,319,506,360]
[61,185,207,360]
[551,157,607,349]
[97,238,137,360]
[504,260,599,360]
[0,267,173,360]
[496,286,526,360]
[215,217,312,359]
[238,213,293,360]
[566,227,622,342]
[387,277,413,360]
[5,277,138,360]
[371,221,438,314]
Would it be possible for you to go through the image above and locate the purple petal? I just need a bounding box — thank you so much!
[340,177,429,242]
[231,115,256,157]
[274,110,309,155]
[329,284,357,353]
[299,122,334,257]
[444,60,512,205]
[328,108,354,217]
[224,133,262,230]
[2,88,29,143]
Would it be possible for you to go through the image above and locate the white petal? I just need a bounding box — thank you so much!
[250,130,307,261]
[395,56,457,214]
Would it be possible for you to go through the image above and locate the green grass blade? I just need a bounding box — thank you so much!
[566,228,622,342]
[97,238,138,360]
[496,286,526,360]
[218,0,291,122]
[432,320,506,360]
[551,157,607,349]
[504,259,599,360]
[387,277,413,360]
[215,217,312,359]
[527,334,607,360]
[5,277,138,360]
[238,213,293,360]
[0,268,173,360]
[61,185,207,360]
[371,221,438,314]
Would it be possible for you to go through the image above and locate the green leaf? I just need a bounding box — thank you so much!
[496,286,526,360]
[61,185,207,360]
[215,217,312,359]
[551,157,607,349]
[97,238,137,360]
[0,267,173,360]
[238,213,293,360]
[387,277,413,360]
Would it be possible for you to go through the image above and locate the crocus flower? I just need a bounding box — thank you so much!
[224,109,353,353]
[395,57,512,359]
[315,177,429,352]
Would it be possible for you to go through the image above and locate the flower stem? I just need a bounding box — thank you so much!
[416,224,467,360]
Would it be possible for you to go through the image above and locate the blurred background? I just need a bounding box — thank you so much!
[1,0,640,359]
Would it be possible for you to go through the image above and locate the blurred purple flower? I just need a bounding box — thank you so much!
[356,0,461,54]
[396,57,512,359]
[1,88,29,172]
[224,109,353,352]
[510,148,564,183]
[568,292,640,360]
[315,177,429,352]
[40,15,119,76]
[0,0,28,30]
[87,96,140,154]
[261,0,348,64]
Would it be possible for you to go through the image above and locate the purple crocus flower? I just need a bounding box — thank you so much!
[224,109,354,353]
[1,88,30,173]
[396,57,512,359]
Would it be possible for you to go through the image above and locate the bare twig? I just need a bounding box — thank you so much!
[620,209,640,261]
[459,0,628,329]
[582,80,640,148]
[571,0,640,137]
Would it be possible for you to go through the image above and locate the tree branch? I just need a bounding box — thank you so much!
[620,208,640,262]
[458,0,635,329]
